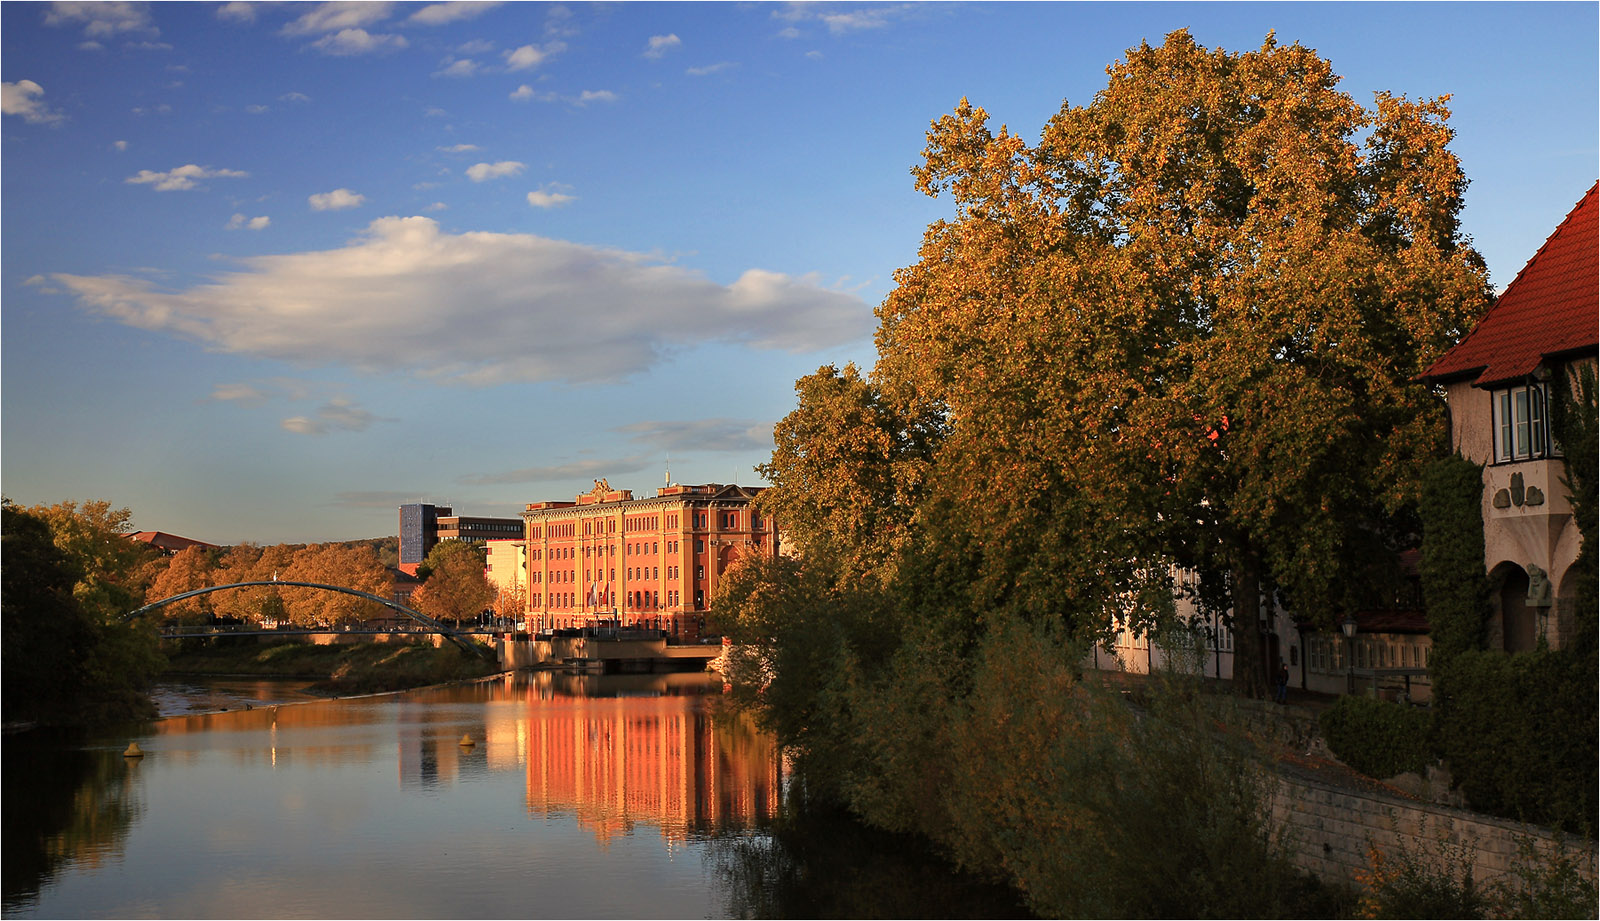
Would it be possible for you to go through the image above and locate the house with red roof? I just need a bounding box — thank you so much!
[127,530,219,556]
[1418,182,1598,652]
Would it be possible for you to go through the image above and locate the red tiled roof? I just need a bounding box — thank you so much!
[1421,182,1599,387]
[128,531,219,553]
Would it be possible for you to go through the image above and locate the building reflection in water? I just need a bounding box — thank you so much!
[400,671,781,844]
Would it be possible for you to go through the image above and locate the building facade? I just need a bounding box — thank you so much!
[398,503,524,575]
[1419,182,1598,652]
[521,480,776,638]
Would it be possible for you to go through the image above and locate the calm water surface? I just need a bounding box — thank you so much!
[3,672,1027,919]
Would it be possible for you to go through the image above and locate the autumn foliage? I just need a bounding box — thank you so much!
[722,29,1493,915]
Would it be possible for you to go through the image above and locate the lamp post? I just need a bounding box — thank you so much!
[1341,614,1358,695]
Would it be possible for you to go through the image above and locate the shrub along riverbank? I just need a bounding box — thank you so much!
[162,639,498,694]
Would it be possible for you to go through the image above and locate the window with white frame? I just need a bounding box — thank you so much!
[1492,382,1554,463]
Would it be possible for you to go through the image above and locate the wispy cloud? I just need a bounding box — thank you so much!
[126,164,249,191]
[687,62,737,77]
[43,2,158,39]
[616,419,774,453]
[2,80,66,124]
[461,455,653,487]
[310,28,407,56]
[226,213,271,230]
[210,382,268,403]
[281,398,386,436]
[510,86,616,106]
[437,143,480,153]
[281,2,394,37]
[331,490,430,508]
[53,215,875,387]
[434,58,480,78]
[465,160,524,182]
[409,1,502,26]
[526,184,576,208]
[772,2,919,34]
[308,188,364,210]
[644,34,681,59]
[216,2,256,24]
[504,41,565,71]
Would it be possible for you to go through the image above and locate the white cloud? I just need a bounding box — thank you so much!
[308,188,365,210]
[424,201,448,212]
[2,80,66,124]
[687,62,736,76]
[576,89,617,105]
[434,58,480,78]
[410,1,502,25]
[509,84,539,102]
[216,2,257,23]
[526,185,575,208]
[52,216,874,387]
[437,143,480,153]
[465,160,524,182]
[504,41,564,71]
[281,1,394,36]
[43,2,157,38]
[113,139,128,151]
[456,39,495,54]
[310,28,407,55]
[246,103,270,114]
[644,34,681,59]
[281,91,312,103]
[226,213,271,230]
[126,164,249,191]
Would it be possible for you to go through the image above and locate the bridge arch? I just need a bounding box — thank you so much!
[125,581,494,661]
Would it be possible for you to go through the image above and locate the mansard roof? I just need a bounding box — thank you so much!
[1421,182,1599,387]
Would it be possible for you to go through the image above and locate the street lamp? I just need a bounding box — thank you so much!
[1341,614,1358,695]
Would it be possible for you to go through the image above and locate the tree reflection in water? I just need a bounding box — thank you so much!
[706,792,1032,920]
[2,734,142,911]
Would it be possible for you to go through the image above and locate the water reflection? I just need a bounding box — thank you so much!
[6,673,1021,919]
[1,735,142,912]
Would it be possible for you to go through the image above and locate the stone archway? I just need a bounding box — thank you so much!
[1494,564,1537,652]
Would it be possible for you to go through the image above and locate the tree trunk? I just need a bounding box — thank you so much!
[1230,553,1269,698]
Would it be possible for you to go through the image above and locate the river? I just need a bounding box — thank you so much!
[3,672,1028,919]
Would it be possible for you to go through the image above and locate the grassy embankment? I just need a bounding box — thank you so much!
[162,639,499,694]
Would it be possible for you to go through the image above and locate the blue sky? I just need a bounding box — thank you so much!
[4,2,1596,545]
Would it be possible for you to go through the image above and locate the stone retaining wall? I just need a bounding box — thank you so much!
[1271,773,1597,889]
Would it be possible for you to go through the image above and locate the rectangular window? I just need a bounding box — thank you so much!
[1493,382,1553,462]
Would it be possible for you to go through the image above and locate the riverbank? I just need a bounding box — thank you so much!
[161,639,499,694]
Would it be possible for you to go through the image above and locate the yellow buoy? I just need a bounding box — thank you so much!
[123,742,145,758]
[459,733,475,748]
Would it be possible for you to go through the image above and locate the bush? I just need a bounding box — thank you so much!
[1356,839,1486,919]
[1431,649,1597,832]
[1319,695,1431,779]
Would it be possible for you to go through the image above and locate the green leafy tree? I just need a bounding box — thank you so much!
[411,540,494,625]
[2,501,162,726]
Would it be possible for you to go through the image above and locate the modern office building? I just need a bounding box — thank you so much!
[521,479,777,638]
[398,503,524,575]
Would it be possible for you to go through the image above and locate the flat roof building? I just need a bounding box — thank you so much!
[521,479,776,639]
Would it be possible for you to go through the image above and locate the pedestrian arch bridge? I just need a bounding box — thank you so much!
[125,580,494,661]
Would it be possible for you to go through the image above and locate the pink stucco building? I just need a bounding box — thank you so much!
[1419,182,1598,651]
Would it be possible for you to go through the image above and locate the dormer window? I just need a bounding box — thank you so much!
[1492,382,1554,462]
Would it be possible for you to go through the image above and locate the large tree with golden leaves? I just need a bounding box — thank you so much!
[762,30,1490,695]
